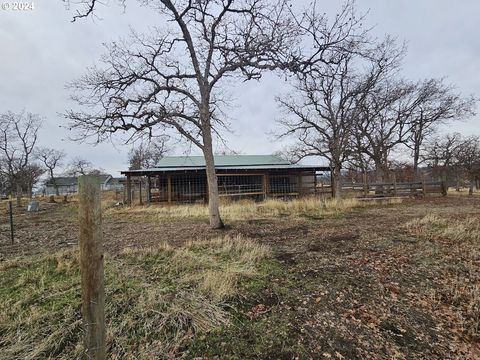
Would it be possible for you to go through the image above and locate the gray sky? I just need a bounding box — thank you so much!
[1,0,479,175]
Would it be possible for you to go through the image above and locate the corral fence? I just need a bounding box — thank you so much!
[316,180,445,199]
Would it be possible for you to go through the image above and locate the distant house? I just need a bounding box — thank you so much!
[44,174,124,195]
[104,177,126,191]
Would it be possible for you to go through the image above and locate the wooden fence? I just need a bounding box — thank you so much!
[316,180,445,198]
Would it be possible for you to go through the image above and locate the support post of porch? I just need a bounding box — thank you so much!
[297,173,302,197]
[167,174,172,204]
[393,173,398,197]
[126,174,132,206]
[263,173,269,200]
[147,176,151,205]
[330,167,334,198]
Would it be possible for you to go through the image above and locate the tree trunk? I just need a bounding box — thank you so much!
[455,172,460,192]
[375,164,386,183]
[16,181,22,207]
[202,125,224,229]
[441,169,448,196]
[413,145,420,177]
[50,170,60,196]
[374,162,388,195]
[331,166,342,200]
[28,184,33,199]
[469,179,474,196]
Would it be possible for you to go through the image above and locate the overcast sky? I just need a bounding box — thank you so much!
[1,0,479,175]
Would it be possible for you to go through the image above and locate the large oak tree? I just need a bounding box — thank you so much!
[65,0,360,228]
[276,36,399,198]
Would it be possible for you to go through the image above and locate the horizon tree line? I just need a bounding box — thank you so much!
[0,110,171,202]
[275,33,476,198]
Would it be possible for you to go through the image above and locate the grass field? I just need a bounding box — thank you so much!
[0,195,479,359]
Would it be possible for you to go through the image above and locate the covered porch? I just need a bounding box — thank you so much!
[121,167,329,205]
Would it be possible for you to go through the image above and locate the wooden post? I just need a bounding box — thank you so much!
[126,175,132,206]
[363,172,368,198]
[393,173,398,197]
[422,176,427,199]
[78,176,106,360]
[263,173,268,200]
[298,173,302,197]
[147,176,152,205]
[330,168,334,198]
[8,200,14,245]
[139,178,143,206]
[167,174,172,204]
[158,175,162,201]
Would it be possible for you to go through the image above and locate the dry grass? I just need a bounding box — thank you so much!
[105,196,396,222]
[405,214,480,340]
[0,235,270,359]
[406,214,480,243]
[447,187,480,196]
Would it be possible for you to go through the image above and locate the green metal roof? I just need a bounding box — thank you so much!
[154,155,291,168]
[121,155,331,175]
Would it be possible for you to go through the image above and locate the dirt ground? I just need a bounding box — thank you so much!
[1,196,479,359]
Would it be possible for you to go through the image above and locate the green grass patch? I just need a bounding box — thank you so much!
[0,235,273,359]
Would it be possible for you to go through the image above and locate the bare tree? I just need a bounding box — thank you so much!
[422,133,463,195]
[354,76,424,183]
[17,163,45,199]
[65,0,362,228]
[36,147,67,196]
[0,111,42,206]
[406,79,476,174]
[277,35,402,198]
[128,138,168,170]
[456,135,480,195]
[65,157,103,177]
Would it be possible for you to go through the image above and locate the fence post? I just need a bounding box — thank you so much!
[362,172,368,198]
[78,176,106,360]
[393,173,398,197]
[8,200,14,245]
[422,176,427,199]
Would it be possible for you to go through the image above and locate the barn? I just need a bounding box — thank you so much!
[121,155,330,204]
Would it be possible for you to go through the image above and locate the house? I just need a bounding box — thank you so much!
[44,174,121,195]
[104,177,126,191]
[121,155,330,204]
